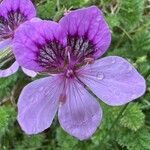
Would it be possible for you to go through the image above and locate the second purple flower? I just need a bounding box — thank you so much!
[0,0,37,77]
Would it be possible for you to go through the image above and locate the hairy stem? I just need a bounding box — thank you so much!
[0,97,10,105]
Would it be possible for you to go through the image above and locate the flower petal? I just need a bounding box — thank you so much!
[0,61,19,77]
[0,39,12,52]
[17,75,64,134]
[58,78,102,140]
[0,0,36,19]
[13,20,67,72]
[59,6,111,59]
[22,67,37,77]
[77,56,146,106]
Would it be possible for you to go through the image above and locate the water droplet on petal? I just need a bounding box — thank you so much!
[44,89,49,96]
[30,97,34,102]
[97,72,104,80]
[114,90,121,96]
[32,126,37,133]
[128,65,133,71]
[29,95,35,103]
[96,17,101,21]
[39,87,44,91]
[111,59,116,64]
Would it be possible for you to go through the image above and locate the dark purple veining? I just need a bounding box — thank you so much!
[37,34,95,73]
[67,35,95,62]
[0,10,27,40]
[37,41,66,72]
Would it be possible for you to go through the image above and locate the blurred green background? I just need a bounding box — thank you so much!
[0,0,150,149]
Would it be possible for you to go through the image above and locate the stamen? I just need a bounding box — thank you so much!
[84,57,94,64]
[65,46,72,63]
[37,41,65,72]
[67,35,95,63]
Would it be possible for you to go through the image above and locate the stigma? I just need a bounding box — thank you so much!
[66,69,74,78]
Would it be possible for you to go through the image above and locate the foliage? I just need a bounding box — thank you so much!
[118,0,144,30]
[120,103,145,131]
[116,128,150,150]
[0,73,18,98]
[37,0,56,19]
[0,106,16,137]
[0,0,150,150]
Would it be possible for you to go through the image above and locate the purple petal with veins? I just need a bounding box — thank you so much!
[59,6,111,62]
[58,78,102,140]
[17,76,62,134]
[13,20,67,72]
[77,56,146,106]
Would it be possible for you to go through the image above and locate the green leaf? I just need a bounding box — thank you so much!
[132,30,150,55]
[136,56,150,76]
[118,0,144,29]
[120,103,145,131]
[0,73,18,98]
[56,127,78,150]
[60,0,87,8]
[116,128,150,150]
[106,14,120,30]
[37,0,56,19]
[15,134,45,150]
[0,106,16,136]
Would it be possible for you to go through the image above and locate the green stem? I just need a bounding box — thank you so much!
[129,23,150,34]
[118,26,133,40]
[114,33,125,49]
[36,0,46,7]
[56,0,60,11]
[0,97,10,105]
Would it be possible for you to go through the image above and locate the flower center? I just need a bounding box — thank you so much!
[37,41,65,73]
[66,69,74,78]
[0,10,27,40]
[36,35,95,74]
[67,35,95,62]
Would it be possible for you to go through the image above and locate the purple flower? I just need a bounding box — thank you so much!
[13,6,146,140]
[0,0,36,77]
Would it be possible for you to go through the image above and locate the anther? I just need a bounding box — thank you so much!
[84,57,94,64]
[65,46,72,63]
